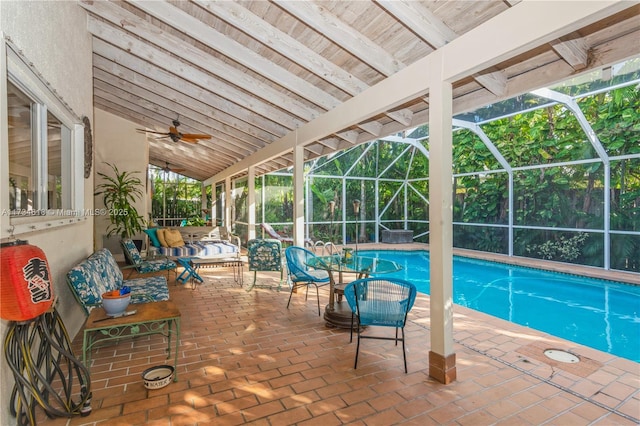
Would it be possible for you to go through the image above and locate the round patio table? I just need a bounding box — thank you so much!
[306,254,402,328]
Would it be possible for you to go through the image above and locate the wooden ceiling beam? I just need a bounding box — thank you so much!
[474,69,508,97]
[274,0,403,76]
[92,83,250,160]
[375,0,457,48]
[551,32,589,70]
[131,0,341,111]
[94,101,218,181]
[93,56,279,145]
[380,0,512,100]
[194,0,368,97]
[93,68,265,152]
[148,140,222,178]
[82,2,319,122]
[335,130,359,144]
[191,0,401,145]
[304,143,324,156]
[386,109,413,126]
[92,93,240,165]
[91,44,289,138]
[83,13,304,128]
[357,121,383,137]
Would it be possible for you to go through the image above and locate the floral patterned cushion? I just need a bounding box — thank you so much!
[125,276,170,303]
[67,248,170,314]
[137,258,178,274]
[121,238,143,264]
[248,239,282,272]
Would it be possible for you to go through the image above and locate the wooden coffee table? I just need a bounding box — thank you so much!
[83,300,181,381]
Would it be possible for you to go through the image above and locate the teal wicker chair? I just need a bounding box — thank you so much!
[285,246,330,316]
[344,278,417,373]
[120,238,177,282]
[247,238,283,291]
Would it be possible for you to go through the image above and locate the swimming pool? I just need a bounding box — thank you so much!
[359,250,640,362]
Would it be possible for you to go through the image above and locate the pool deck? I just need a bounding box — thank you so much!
[40,246,639,425]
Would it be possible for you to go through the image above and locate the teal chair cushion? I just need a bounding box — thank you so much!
[144,228,162,247]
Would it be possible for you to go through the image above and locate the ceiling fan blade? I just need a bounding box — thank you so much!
[171,168,186,173]
[182,133,211,140]
[179,138,200,144]
[137,128,170,136]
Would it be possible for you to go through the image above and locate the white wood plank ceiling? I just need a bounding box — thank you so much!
[80,1,640,182]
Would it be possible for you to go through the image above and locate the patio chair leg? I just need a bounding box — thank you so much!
[354,327,361,369]
[401,327,407,373]
[349,314,354,343]
[286,283,298,309]
[315,285,321,316]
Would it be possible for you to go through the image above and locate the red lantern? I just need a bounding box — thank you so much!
[1,241,54,321]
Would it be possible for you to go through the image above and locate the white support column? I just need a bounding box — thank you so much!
[211,183,218,226]
[200,183,207,221]
[248,166,256,241]
[225,176,231,230]
[428,51,456,384]
[293,139,305,246]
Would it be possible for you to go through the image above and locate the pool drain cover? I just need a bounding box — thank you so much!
[544,349,580,363]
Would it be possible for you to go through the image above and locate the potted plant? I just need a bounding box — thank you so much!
[94,162,146,248]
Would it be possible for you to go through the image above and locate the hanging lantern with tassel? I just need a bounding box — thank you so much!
[1,240,54,321]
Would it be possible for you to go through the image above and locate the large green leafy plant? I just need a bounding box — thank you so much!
[95,163,146,239]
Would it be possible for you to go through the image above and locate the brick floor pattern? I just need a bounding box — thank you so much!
[38,266,639,426]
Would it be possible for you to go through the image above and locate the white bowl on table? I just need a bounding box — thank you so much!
[101,290,131,316]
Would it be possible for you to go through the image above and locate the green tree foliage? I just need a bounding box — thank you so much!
[254,84,639,271]
[450,85,639,269]
[150,169,203,226]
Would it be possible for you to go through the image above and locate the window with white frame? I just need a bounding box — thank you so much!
[7,81,71,213]
[5,42,81,220]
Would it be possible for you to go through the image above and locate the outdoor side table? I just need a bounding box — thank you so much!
[83,300,181,381]
[176,257,204,285]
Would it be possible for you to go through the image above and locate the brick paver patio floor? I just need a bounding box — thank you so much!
[40,259,639,425]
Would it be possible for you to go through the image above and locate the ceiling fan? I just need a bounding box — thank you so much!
[160,162,185,174]
[137,119,212,144]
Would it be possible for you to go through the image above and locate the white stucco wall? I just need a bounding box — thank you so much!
[94,109,150,257]
[0,2,94,425]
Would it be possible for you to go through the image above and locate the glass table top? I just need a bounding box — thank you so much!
[306,254,402,275]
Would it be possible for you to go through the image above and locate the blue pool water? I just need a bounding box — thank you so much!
[360,250,640,362]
